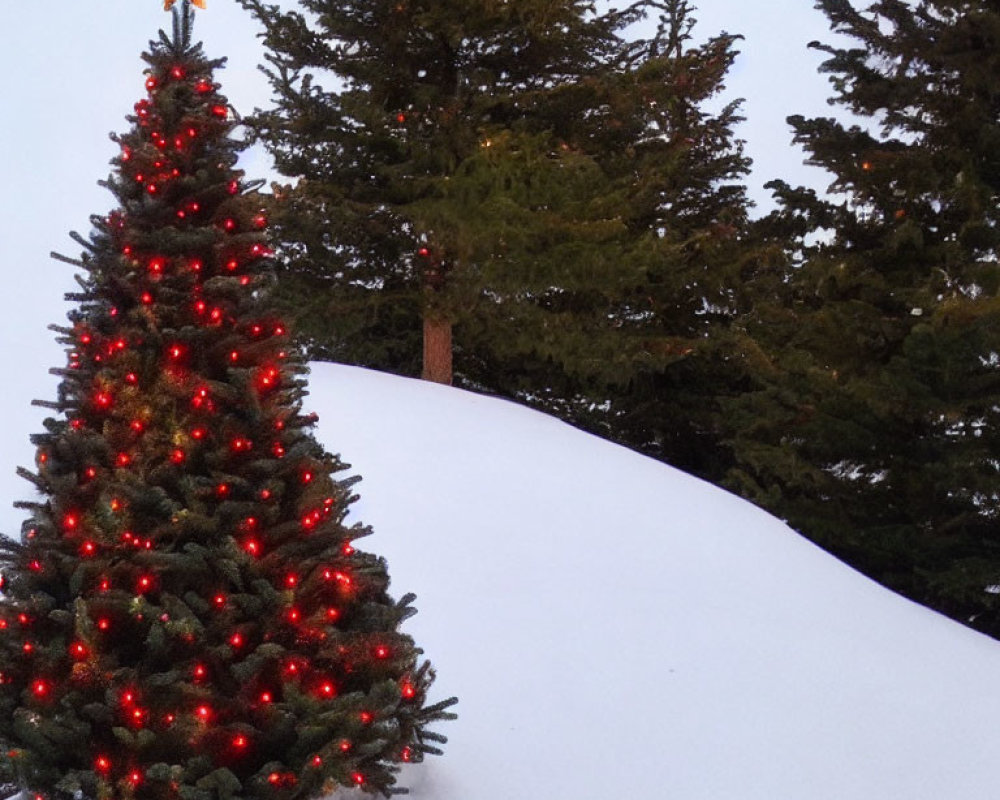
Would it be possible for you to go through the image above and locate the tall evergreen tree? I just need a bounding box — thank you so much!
[240,0,760,481]
[0,6,454,800]
[727,0,1000,636]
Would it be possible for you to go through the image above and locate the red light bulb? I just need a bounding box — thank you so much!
[312,756,323,767]
[193,664,207,679]
[284,573,298,588]
[95,756,111,773]
[131,420,145,433]
[170,449,185,464]
[195,79,213,93]
[98,618,110,630]
[213,593,226,607]
[375,645,389,659]
[32,680,49,697]
[233,735,247,749]
[80,541,96,557]
[229,632,243,648]
[146,76,158,91]
[171,66,185,80]
[211,104,228,118]
[63,513,79,530]
[259,691,272,703]
[195,704,211,721]
[401,681,416,699]
[137,574,153,593]
[129,770,142,786]
[360,711,373,724]
[141,292,153,304]
[70,642,88,660]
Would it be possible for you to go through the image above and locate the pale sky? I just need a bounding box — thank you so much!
[0,0,841,534]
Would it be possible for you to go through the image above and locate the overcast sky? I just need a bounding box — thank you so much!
[0,0,842,533]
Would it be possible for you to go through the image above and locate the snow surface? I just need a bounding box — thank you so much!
[301,363,1000,800]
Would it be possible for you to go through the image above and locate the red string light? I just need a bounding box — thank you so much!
[32,680,49,698]
[95,756,111,774]
[69,642,89,660]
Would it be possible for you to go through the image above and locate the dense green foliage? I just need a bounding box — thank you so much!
[727,0,1000,636]
[0,6,454,799]
[240,0,764,478]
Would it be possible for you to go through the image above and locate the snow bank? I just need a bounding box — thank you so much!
[308,363,1000,800]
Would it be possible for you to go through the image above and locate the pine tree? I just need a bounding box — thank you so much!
[239,0,761,481]
[726,0,1000,635]
[0,6,455,799]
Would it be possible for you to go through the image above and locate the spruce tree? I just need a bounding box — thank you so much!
[727,0,1000,635]
[240,0,760,481]
[0,5,454,799]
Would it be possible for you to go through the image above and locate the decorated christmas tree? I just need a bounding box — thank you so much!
[0,4,455,799]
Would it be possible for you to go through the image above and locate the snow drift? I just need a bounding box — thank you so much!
[307,363,1000,800]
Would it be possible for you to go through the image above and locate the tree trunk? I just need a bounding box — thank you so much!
[422,315,453,385]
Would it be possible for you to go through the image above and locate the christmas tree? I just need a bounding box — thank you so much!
[0,4,455,799]
[726,0,1000,636]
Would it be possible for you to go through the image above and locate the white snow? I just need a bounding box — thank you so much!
[300,363,1000,800]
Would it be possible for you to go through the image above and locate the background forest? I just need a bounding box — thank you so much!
[237,0,1000,640]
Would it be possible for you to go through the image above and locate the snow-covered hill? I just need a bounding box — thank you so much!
[307,363,1000,800]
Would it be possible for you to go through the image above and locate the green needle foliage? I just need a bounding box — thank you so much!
[727,0,1000,636]
[0,5,454,799]
[237,0,765,480]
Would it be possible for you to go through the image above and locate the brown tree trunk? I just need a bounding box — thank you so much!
[422,315,453,385]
